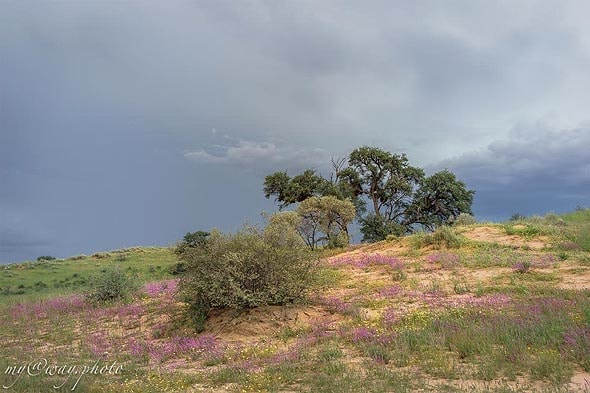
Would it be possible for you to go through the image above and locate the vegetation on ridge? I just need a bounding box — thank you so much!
[0,209,589,392]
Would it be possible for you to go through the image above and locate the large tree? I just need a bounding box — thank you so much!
[406,170,475,230]
[347,146,424,221]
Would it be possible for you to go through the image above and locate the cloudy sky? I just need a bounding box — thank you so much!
[1,1,589,263]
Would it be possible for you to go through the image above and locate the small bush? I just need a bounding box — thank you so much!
[453,213,476,226]
[510,213,526,221]
[504,224,542,237]
[556,241,582,252]
[33,281,48,290]
[178,220,316,332]
[36,256,56,261]
[359,214,406,243]
[512,260,532,274]
[85,266,140,303]
[175,231,210,256]
[574,227,590,252]
[168,261,187,275]
[417,226,463,249]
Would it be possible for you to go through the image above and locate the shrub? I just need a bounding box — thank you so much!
[178,219,316,332]
[452,213,476,226]
[85,266,140,303]
[504,224,542,237]
[183,231,211,246]
[414,226,463,249]
[510,213,526,221]
[36,256,56,261]
[574,226,590,252]
[359,213,406,242]
[557,241,582,252]
[175,231,210,257]
[168,261,187,275]
[512,260,532,274]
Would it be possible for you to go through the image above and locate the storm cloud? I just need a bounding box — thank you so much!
[1,1,589,262]
[432,126,590,220]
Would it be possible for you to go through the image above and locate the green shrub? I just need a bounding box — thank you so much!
[36,255,56,261]
[85,266,140,303]
[574,225,590,252]
[415,226,463,249]
[168,261,187,275]
[504,224,542,237]
[183,230,211,246]
[175,230,211,259]
[178,220,316,332]
[359,213,406,242]
[452,213,476,226]
[510,213,526,221]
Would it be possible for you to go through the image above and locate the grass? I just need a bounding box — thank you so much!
[410,226,465,250]
[1,209,590,392]
[503,223,546,238]
[0,247,177,302]
[511,208,590,252]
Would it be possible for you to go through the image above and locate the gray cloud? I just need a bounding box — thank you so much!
[185,137,330,174]
[432,127,590,219]
[2,1,590,262]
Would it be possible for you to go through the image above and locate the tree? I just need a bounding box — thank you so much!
[262,146,475,242]
[175,230,210,258]
[358,213,406,243]
[296,196,356,249]
[182,231,210,247]
[266,197,356,250]
[406,170,475,230]
[263,172,291,207]
[347,147,425,220]
[263,170,325,209]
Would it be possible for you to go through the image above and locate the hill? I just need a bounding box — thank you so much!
[1,209,590,392]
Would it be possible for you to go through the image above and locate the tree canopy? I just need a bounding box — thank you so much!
[263,146,475,242]
[297,196,356,249]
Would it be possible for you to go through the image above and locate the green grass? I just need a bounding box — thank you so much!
[503,223,545,238]
[0,247,177,303]
[409,226,465,250]
[509,209,590,252]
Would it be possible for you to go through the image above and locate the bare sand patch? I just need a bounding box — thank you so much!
[462,226,548,250]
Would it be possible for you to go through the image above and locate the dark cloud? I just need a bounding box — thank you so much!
[431,127,590,220]
[2,1,590,262]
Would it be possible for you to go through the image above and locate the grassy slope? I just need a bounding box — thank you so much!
[1,209,590,392]
[0,247,177,303]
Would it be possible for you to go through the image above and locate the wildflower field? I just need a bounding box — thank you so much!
[1,210,590,392]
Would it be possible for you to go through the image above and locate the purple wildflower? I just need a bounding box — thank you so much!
[379,285,403,298]
[144,279,178,297]
[382,307,401,325]
[318,296,353,314]
[426,252,461,268]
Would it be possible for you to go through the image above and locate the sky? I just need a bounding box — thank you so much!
[1,1,589,263]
